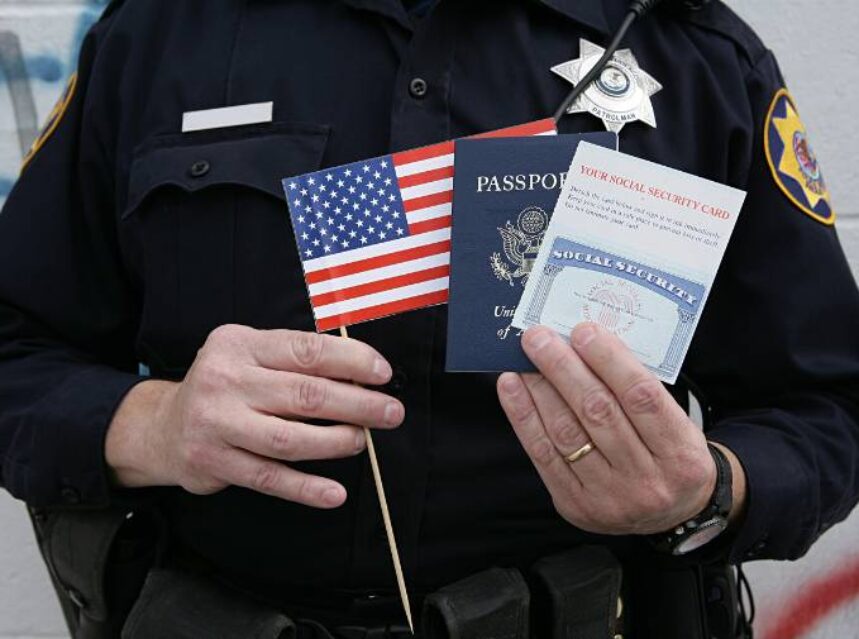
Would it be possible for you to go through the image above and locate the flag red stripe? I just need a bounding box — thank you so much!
[403,191,452,212]
[310,265,450,308]
[305,240,451,284]
[409,215,451,235]
[397,166,455,188]
[475,118,556,139]
[390,120,553,168]
[317,289,449,332]
[393,141,455,167]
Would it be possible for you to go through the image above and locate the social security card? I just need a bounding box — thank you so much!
[513,143,746,384]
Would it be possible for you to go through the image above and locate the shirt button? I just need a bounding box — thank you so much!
[389,369,408,392]
[189,160,211,178]
[409,78,428,99]
[60,486,81,504]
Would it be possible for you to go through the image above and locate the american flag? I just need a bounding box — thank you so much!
[284,119,556,332]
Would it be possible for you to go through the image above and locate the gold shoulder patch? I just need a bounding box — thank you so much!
[21,72,78,171]
[764,88,835,225]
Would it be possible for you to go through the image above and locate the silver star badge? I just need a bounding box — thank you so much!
[552,39,662,133]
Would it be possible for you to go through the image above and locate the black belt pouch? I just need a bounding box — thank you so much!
[422,566,530,639]
[530,546,623,639]
[121,568,296,639]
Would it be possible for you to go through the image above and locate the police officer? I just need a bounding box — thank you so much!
[1,1,858,638]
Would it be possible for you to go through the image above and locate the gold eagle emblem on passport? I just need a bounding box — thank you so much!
[490,206,549,286]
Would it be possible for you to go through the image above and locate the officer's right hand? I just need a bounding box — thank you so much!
[105,324,403,508]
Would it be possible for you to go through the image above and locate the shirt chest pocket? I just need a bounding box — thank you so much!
[121,123,329,375]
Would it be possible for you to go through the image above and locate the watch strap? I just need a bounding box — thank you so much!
[648,443,733,555]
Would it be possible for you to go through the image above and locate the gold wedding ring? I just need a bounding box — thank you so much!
[566,442,595,464]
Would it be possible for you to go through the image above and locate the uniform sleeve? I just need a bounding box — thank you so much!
[691,51,859,563]
[0,8,144,509]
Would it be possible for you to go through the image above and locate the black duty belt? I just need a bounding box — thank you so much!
[124,546,632,639]
[34,501,747,639]
[297,621,413,639]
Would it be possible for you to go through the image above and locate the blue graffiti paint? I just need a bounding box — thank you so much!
[0,55,63,84]
[26,55,64,83]
[0,1,106,86]
[0,0,108,205]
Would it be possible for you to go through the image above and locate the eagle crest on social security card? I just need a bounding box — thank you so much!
[765,89,834,225]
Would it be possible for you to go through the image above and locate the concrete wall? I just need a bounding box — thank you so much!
[0,1,856,638]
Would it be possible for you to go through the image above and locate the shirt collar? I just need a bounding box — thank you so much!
[339,0,412,30]
[535,0,610,35]
[337,0,610,36]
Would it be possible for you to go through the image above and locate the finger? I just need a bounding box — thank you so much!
[221,415,367,462]
[218,448,347,508]
[521,326,651,471]
[250,329,392,386]
[497,373,581,492]
[520,373,609,477]
[243,367,404,429]
[570,323,694,456]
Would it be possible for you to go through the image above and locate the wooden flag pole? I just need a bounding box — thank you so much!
[339,326,414,634]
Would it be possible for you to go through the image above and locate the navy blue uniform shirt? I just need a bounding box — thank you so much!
[1,0,859,597]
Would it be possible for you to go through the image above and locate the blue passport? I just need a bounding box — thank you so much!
[446,133,617,372]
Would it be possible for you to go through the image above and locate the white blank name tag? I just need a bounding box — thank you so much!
[182,102,273,133]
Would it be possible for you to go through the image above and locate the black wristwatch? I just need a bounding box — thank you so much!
[649,443,733,555]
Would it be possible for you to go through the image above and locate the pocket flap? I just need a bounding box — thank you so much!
[124,123,329,219]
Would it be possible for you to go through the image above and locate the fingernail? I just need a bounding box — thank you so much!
[354,429,366,451]
[322,486,345,506]
[572,324,597,349]
[384,402,403,426]
[373,357,392,382]
[499,373,522,395]
[524,328,552,351]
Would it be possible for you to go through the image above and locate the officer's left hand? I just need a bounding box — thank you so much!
[497,323,746,535]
